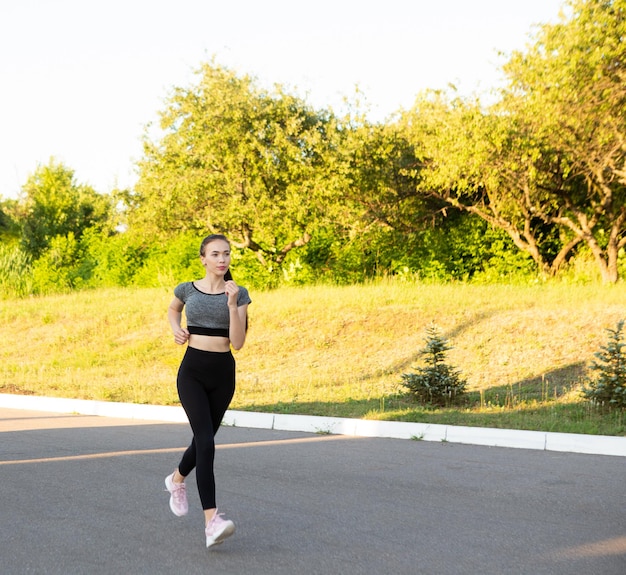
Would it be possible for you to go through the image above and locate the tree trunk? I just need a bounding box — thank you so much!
[585,235,615,283]
[605,237,620,284]
[550,236,583,276]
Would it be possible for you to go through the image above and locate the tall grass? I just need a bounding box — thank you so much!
[1,281,624,435]
[0,245,33,298]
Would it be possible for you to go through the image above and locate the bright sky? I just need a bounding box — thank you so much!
[0,0,565,199]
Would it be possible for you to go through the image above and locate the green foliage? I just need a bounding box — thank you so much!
[397,0,626,283]
[31,233,86,293]
[583,319,626,410]
[19,159,114,256]
[78,230,268,290]
[401,324,467,406]
[500,0,626,282]
[0,198,20,243]
[343,122,427,234]
[132,61,350,276]
[382,213,534,281]
[129,232,203,287]
[7,4,626,293]
[79,229,151,287]
[0,244,32,298]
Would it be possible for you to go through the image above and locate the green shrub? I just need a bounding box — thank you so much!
[583,319,626,410]
[129,232,202,287]
[78,228,152,287]
[31,233,86,294]
[401,324,467,405]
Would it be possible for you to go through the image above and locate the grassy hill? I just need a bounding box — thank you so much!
[1,281,624,435]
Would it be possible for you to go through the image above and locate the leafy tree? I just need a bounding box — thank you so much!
[500,0,626,282]
[343,121,429,233]
[402,0,626,282]
[131,62,350,278]
[332,117,533,281]
[401,92,582,278]
[18,159,113,256]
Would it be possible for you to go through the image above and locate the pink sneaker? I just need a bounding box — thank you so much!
[164,472,188,517]
[205,510,235,548]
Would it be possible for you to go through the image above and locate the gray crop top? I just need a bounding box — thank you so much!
[174,281,251,337]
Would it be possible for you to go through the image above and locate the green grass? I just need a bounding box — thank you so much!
[1,281,624,436]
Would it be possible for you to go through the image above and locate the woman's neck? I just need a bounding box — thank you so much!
[195,276,225,293]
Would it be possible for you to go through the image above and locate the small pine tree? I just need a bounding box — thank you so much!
[401,324,467,406]
[583,319,626,410]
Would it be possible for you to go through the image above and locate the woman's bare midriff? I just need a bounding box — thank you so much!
[188,334,231,352]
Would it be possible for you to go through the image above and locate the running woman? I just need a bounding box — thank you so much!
[165,234,251,548]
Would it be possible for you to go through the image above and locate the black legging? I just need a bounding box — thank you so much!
[176,346,236,510]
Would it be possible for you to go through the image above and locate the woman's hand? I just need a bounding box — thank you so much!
[173,327,190,345]
[224,280,240,308]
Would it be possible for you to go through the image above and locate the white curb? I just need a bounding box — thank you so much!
[1,393,624,457]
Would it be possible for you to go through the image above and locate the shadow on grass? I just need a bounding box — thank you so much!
[237,396,624,436]
[468,362,588,405]
[354,309,501,382]
[237,361,625,436]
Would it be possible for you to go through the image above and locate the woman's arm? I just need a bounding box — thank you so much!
[168,297,190,345]
[228,303,248,350]
[225,280,248,350]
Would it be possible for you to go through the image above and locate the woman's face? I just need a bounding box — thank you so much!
[201,239,231,276]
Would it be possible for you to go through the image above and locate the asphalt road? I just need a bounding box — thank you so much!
[1,407,624,575]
